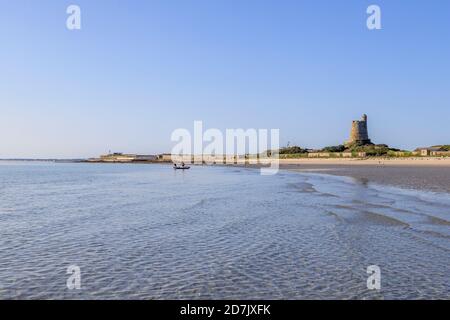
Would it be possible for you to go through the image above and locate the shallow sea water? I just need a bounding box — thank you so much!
[0,162,448,299]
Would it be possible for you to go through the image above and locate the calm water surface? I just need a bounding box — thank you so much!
[0,162,449,299]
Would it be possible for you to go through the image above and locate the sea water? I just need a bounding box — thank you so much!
[0,162,448,299]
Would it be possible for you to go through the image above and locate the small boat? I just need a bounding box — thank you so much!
[174,165,190,170]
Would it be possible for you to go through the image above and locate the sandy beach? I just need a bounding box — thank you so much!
[275,157,450,193]
[278,157,450,166]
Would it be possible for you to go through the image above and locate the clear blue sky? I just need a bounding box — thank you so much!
[1,0,449,158]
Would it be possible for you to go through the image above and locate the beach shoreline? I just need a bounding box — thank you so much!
[277,158,450,194]
[3,157,450,193]
[277,157,450,166]
[220,157,450,194]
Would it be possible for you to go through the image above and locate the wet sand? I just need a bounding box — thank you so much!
[280,159,450,193]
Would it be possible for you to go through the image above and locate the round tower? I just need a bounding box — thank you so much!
[346,114,372,146]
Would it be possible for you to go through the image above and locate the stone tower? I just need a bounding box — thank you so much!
[346,114,372,146]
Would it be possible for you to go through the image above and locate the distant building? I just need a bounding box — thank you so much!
[432,151,450,156]
[100,153,135,162]
[416,147,441,156]
[158,154,173,162]
[98,153,156,162]
[134,155,157,161]
[346,114,372,146]
[416,147,450,157]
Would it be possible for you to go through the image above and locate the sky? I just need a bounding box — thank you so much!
[1,0,449,158]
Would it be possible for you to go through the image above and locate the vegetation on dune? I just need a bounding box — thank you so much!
[351,144,386,151]
[274,143,449,159]
[279,153,309,159]
[387,150,414,157]
[278,146,308,154]
[321,145,346,153]
[433,145,450,151]
[318,143,407,157]
[348,144,399,156]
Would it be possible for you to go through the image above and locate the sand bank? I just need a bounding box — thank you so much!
[276,158,450,193]
[277,157,450,167]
